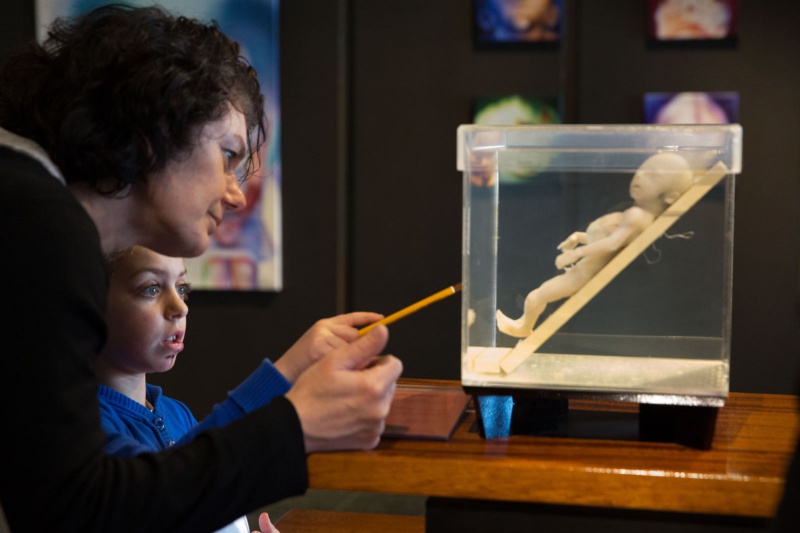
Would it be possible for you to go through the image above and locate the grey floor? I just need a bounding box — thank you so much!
[249,490,426,525]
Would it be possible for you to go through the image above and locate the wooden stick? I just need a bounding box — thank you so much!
[496,161,730,375]
[359,283,462,336]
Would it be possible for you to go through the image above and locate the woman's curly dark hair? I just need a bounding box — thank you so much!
[0,4,266,194]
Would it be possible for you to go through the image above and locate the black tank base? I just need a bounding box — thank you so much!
[466,388,720,450]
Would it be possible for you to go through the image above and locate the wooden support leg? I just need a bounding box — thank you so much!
[511,397,569,435]
[639,404,719,450]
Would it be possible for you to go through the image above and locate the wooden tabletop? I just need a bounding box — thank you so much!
[275,510,424,533]
[307,379,799,518]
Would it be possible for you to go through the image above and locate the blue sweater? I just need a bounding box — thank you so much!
[98,359,291,457]
[98,360,291,533]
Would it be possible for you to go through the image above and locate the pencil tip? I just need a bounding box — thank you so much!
[453,282,463,292]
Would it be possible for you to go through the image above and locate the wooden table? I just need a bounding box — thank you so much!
[307,379,798,529]
[275,510,424,533]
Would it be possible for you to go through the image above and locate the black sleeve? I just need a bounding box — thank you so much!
[0,153,308,532]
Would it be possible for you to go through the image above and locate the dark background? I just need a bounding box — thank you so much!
[2,0,797,417]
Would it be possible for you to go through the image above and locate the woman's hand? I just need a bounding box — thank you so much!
[286,325,403,453]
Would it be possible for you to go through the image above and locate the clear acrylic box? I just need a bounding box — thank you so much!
[459,124,742,409]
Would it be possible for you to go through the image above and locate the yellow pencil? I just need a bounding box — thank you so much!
[358,282,463,336]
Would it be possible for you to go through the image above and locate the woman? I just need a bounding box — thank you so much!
[0,5,401,532]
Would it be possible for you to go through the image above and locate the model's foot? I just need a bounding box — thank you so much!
[495,310,533,338]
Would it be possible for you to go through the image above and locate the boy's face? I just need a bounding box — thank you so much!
[101,246,190,375]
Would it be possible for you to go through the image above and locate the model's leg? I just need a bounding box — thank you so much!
[496,268,594,338]
[496,289,547,337]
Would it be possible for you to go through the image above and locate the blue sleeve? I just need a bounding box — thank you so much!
[176,359,291,444]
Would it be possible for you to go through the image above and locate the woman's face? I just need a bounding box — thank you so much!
[101,246,190,375]
[135,105,248,258]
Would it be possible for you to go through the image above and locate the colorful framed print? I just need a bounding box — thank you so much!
[474,95,561,126]
[35,0,284,291]
[472,95,561,184]
[473,0,563,50]
[647,0,738,48]
[644,91,739,124]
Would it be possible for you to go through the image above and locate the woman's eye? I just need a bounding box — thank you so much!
[223,149,237,171]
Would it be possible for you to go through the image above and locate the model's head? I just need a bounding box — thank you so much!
[101,246,190,376]
[629,152,693,208]
[0,4,265,194]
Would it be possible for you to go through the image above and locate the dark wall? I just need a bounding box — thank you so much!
[1,0,797,417]
[0,1,34,58]
[348,0,800,396]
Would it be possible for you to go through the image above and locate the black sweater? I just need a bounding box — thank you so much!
[0,147,308,532]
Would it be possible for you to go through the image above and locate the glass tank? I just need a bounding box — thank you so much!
[459,125,742,405]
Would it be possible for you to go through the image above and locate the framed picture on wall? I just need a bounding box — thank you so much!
[643,91,739,124]
[473,0,563,50]
[474,94,561,125]
[647,0,738,48]
[472,95,561,184]
[35,0,284,292]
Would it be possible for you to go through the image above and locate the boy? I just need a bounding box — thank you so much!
[97,246,381,532]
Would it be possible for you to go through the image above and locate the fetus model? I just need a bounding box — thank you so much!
[495,152,694,338]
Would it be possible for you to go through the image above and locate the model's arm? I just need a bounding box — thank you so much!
[554,207,653,270]
[557,231,588,251]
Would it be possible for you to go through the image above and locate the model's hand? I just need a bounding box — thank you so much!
[252,512,279,533]
[286,325,402,452]
[557,232,587,251]
[274,312,384,383]
[555,248,580,270]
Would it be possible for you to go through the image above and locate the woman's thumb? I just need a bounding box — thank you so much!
[336,324,389,370]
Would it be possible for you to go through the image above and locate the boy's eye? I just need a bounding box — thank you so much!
[177,282,193,300]
[140,284,160,297]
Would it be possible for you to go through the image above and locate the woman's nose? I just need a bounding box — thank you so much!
[223,174,246,212]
